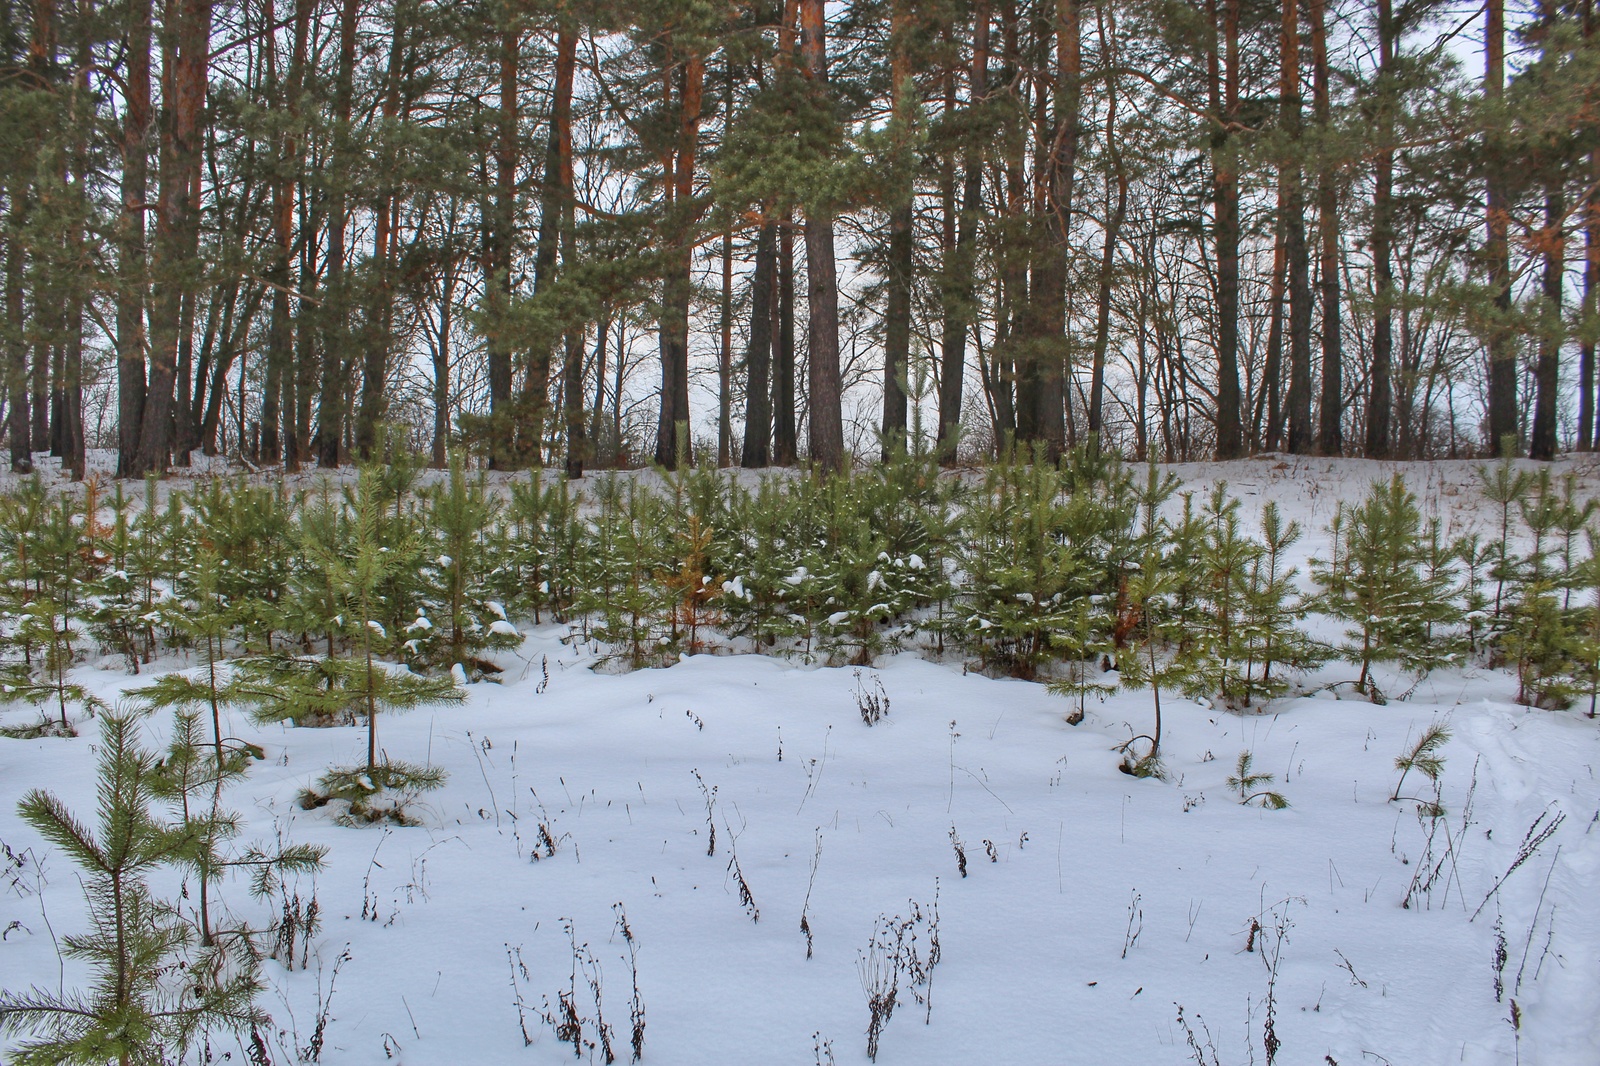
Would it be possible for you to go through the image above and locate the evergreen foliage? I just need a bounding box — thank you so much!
[228,470,466,824]
[414,454,521,675]
[0,713,268,1064]
[1226,751,1289,809]
[1391,721,1451,803]
[1313,476,1463,701]
[0,457,1591,802]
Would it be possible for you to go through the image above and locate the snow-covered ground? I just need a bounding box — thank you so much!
[3,458,1599,1065]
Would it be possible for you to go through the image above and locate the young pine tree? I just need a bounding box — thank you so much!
[0,599,102,736]
[1476,452,1533,622]
[133,547,235,756]
[414,453,519,675]
[957,457,1088,679]
[84,481,150,671]
[0,713,267,1063]
[232,471,465,824]
[0,489,102,735]
[1313,476,1462,702]
[150,710,324,949]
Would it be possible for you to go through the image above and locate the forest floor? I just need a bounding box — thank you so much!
[2,455,1599,1065]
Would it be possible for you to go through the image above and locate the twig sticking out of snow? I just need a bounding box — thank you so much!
[1470,805,1565,922]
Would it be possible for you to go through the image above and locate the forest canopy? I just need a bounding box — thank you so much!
[0,0,1595,478]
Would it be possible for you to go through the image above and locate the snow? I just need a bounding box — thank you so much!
[1,456,1599,1065]
[6,647,1596,1065]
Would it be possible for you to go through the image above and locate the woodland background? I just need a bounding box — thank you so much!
[0,0,1596,479]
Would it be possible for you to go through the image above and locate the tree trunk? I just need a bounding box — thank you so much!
[1260,213,1286,449]
[1582,140,1598,450]
[263,0,310,468]
[1020,0,1076,460]
[1311,0,1343,455]
[881,0,914,459]
[718,226,733,467]
[1282,0,1313,455]
[261,0,286,464]
[114,0,151,476]
[315,0,359,468]
[990,0,1023,454]
[560,35,585,479]
[800,0,844,472]
[1210,0,1243,459]
[939,0,987,463]
[653,46,704,469]
[430,257,455,468]
[60,5,90,480]
[486,13,519,468]
[742,223,776,467]
[773,209,797,464]
[1366,0,1394,459]
[6,188,29,471]
[292,185,319,462]
[770,2,799,467]
[1529,186,1563,461]
[354,5,408,460]
[138,0,210,475]
[28,0,53,462]
[1484,0,1516,455]
[1089,12,1124,449]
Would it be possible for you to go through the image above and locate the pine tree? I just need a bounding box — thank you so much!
[1111,538,1184,776]
[1476,450,1533,621]
[717,476,807,649]
[0,599,100,737]
[1046,592,1117,726]
[414,453,519,675]
[147,710,324,948]
[1313,476,1462,701]
[501,473,581,626]
[1551,474,1598,610]
[1501,579,1579,709]
[1576,531,1600,718]
[0,475,49,604]
[84,481,147,671]
[231,470,465,824]
[957,456,1087,678]
[133,547,234,751]
[0,482,100,734]
[1188,496,1326,709]
[0,713,267,1064]
[281,479,350,657]
[1189,483,1257,705]
[189,477,296,652]
[577,475,673,668]
[1226,750,1288,808]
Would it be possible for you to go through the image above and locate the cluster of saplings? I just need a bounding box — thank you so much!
[0,447,1593,740]
[0,449,1595,1062]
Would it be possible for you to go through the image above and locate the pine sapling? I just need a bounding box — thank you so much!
[1477,451,1532,621]
[233,471,465,824]
[1227,751,1288,809]
[1312,476,1462,702]
[151,710,324,948]
[1391,721,1451,803]
[0,713,268,1063]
